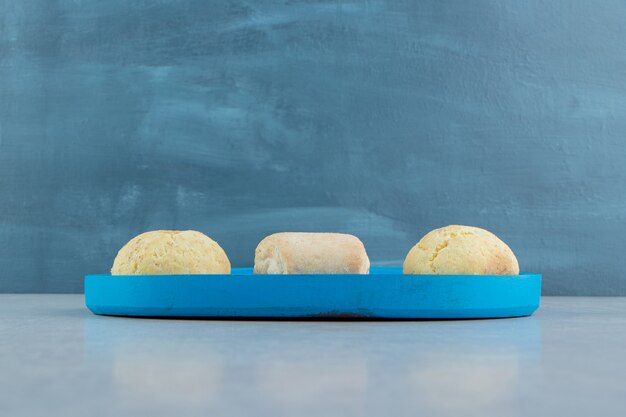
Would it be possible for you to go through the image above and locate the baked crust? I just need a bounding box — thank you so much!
[403,225,519,275]
[111,230,231,275]
[254,232,370,274]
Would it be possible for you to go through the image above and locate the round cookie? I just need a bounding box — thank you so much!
[111,230,230,275]
[403,225,519,275]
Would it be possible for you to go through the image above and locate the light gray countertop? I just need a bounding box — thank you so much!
[1,295,625,417]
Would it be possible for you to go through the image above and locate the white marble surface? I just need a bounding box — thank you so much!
[0,295,625,417]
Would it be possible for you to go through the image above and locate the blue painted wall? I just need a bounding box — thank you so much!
[1,1,625,294]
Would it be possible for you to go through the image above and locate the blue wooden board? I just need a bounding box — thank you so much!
[84,267,541,319]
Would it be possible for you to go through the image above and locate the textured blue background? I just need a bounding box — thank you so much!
[1,1,625,294]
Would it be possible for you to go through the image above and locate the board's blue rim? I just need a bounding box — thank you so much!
[84,267,542,319]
